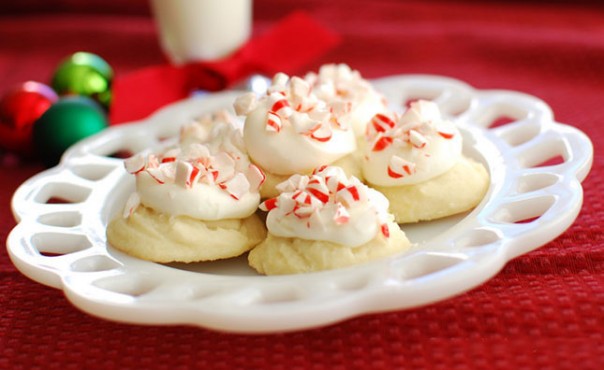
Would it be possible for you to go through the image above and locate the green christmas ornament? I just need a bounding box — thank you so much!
[51,52,113,109]
[32,96,108,167]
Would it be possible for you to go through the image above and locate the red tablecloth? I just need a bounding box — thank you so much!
[1,1,602,369]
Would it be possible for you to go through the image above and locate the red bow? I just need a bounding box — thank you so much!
[110,12,341,124]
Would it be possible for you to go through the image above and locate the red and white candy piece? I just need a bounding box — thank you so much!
[161,156,176,164]
[247,164,265,191]
[272,72,289,87]
[292,190,311,205]
[312,165,330,175]
[372,135,394,152]
[336,184,361,207]
[293,203,315,218]
[212,152,236,183]
[146,155,160,169]
[289,76,311,99]
[387,155,416,178]
[276,173,309,193]
[437,127,456,139]
[163,147,181,159]
[186,145,211,164]
[288,189,323,219]
[146,166,167,184]
[307,109,330,124]
[260,197,278,212]
[380,223,390,238]
[293,96,317,113]
[174,161,203,188]
[294,190,322,208]
[220,172,250,200]
[265,111,282,132]
[325,175,344,194]
[124,154,146,174]
[370,113,396,133]
[268,92,293,118]
[408,129,427,149]
[289,114,317,135]
[331,100,352,116]
[122,192,141,218]
[308,123,333,142]
[279,196,298,214]
[234,92,257,116]
[333,204,350,225]
[306,177,330,203]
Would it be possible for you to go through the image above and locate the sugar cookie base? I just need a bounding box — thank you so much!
[107,205,266,263]
[248,220,410,275]
[372,156,489,223]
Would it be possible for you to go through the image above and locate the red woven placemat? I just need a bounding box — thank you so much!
[1,1,602,369]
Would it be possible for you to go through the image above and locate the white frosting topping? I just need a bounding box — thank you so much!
[362,100,463,186]
[235,73,357,175]
[261,166,391,247]
[122,112,264,220]
[305,63,387,137]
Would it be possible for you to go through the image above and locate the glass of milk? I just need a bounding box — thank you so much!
[150,0,253,64]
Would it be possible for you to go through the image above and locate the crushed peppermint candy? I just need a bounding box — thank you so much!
[121,112,264,218]
[124,144,264,200]
[306,64,371,98]
[304,64,382,111]
[364,100,456,179]
[179,110,246,154]
[388,155,416,179]
[233,72,353,143]
[122,192,141,218]
[260,166,390,239]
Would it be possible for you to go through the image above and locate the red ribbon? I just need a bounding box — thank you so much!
[110,12,341,124]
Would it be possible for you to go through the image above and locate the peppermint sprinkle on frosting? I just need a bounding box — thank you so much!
[305,64,388,137]
[122,112,264,220]
[234,73,352,142]
[125,145,264,198]
[261,166,391,247]
[362,100,463,186]
[235,73,357,175]
[305,63,375,102]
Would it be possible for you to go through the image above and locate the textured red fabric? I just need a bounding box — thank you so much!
[1,1,603,369]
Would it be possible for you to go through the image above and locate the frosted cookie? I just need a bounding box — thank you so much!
[234,72,359,199]
[248,166,411,275]
[106,205,266,263]
[107,113,267,263]
[361,100,489,223]
[305,63,388,137]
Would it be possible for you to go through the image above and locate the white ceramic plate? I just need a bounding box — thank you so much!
[7,75,593,333]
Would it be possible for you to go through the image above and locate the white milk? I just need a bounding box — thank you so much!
[151,0,252,64]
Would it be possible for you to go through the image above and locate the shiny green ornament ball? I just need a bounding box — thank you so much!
[33,96,108,167]
[51,52,113,109]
